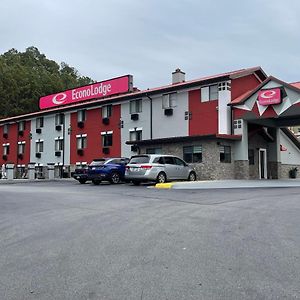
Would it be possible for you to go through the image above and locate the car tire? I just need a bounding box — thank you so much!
[156,172,167,183]
[132,180,141,186]
[92,179,101,185]
[110,172,121,184]
[188,171,197,181]
[79,179,87,184]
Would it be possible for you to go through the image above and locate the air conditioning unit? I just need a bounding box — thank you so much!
[102,147,110,154]
[131,145,138,152]
[102,117,110,125]
[56,125,62,131]
[77,149,84,156]
[36,128,42,134]
[18,130,24,136]
[164,108,173,116]
[55,151,61,157]
[77,121,84,128]
[131,113,139,121]
[35,152,41,158]
[2,155,7,161]
[3,133,8,139]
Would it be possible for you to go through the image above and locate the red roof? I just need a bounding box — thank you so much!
[0,66,266,123]
[290,82,300,89]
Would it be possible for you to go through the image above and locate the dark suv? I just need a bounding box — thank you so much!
[88,158,129,185]
[72,166,90,184]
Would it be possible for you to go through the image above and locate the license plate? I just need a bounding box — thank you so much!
[132,167,141,172]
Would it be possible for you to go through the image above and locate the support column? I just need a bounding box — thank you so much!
[47,163,55,180]
[267,127,281,179]
[28,162,36,180]
[233,120,249,179]
[6,163,14,180]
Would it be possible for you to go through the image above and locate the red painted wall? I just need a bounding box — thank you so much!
[188,89,218,136]
[231,74,261,100]
[0,121,31,165]
[70,105,121,164]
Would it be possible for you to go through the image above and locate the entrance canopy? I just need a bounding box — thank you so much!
[230,76,300,127]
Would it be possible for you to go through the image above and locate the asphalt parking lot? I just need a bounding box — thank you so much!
[0,180,299,300]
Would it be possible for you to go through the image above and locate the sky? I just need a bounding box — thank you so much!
[1,0,300,89]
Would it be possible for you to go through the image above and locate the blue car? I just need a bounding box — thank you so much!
[88,157,130,185]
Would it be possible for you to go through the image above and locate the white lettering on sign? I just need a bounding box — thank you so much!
[71,83,112,100]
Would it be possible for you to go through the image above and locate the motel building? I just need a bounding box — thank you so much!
[1,66,300,180]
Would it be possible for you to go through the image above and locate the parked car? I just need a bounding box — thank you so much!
[125,154,197,185]
[88,157,130,185]
[72,166,90,184]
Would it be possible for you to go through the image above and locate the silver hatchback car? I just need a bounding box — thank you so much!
[125,154,197,185]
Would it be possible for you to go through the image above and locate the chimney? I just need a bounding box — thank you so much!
[172,68,185,84]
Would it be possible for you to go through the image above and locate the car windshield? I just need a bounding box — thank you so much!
[129,156,150,164]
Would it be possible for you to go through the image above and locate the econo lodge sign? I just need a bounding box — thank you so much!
[39,75,132,109]
[258,88,281,106]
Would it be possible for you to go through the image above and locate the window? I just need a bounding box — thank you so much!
[129,129,142,141]
[130,99,142,114]
[18,121,25,132]
[36,117,44,129]
[248,149,255,165]
[102,105,112,118]
[36,140,44,153]
[183,146,202,163]
[209,85,218,100]
[76,134,87,150]
[55,138,64,151]
[164,156,175,164]
[233,119,242,129]
[146,148,162,154]
[101,131,113,147]
[3,124,9,134]
[201,85,218,102]
[3,143,10,155]
[162,93,177,109]
[55,114,64,125]
[77,110,86,122]
[17,141,25,154]
[220,145,231,163]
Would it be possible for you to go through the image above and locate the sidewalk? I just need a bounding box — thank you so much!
[0,178,74,184]
[155,179,300,189]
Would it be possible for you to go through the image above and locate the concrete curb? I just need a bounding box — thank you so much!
[154,179,300,190]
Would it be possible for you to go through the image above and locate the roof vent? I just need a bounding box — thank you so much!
[172,68,185,84]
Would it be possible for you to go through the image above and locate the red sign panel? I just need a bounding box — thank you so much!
[39,75,132,109]
[258,88,281,106]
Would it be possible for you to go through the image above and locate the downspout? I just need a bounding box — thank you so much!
[146,94,153,139]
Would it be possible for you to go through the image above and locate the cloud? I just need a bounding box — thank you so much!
[1,0,300,89]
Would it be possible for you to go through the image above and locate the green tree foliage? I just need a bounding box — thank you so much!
[0,46,94,118]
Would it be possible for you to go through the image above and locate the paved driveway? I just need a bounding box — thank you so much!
[0,181,299,299]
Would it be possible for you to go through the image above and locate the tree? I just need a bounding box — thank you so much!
[0,47,94,118]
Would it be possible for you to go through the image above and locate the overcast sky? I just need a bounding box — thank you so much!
[1,0,300,89]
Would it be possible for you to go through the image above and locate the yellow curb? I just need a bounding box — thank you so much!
[155,183,174,189]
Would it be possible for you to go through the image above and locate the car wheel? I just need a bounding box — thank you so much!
[132,180,141,186]
[156,172,167,183]
[188,171,197,181]
[110,172,121,184]
[92,179,100,185]
[79,179,87,184]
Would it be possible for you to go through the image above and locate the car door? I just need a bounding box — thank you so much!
[174,157,189,179]
[163,156,177,180]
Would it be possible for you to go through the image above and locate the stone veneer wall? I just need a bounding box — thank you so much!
[234,161,249,179]
[280,164,300,179]
[139,140,235,180]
